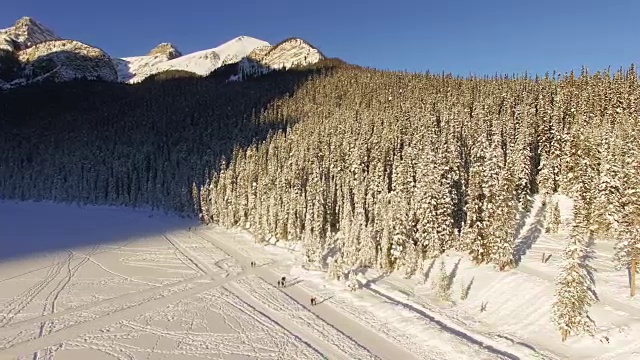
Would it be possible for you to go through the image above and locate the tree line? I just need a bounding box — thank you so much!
[198,65,640,341]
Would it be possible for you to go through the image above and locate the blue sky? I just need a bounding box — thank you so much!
[2,0,638,76]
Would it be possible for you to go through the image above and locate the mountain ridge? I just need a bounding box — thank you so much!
[0,16,325,89]
[0,16,60,51]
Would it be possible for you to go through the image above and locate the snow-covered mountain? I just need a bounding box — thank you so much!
[0,16,326,89]
[115,36,270,83]
[0,17,117,88]
[0,17,59,52]
[236,38,325,80]
[18,40,118,84]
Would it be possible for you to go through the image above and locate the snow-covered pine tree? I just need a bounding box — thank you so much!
[592,132,624,240]
[391,189,419,276]
[479,132,517,271]
[490,165,518,271]
[435,257,452,301]
[510,108,534,212]
[613,227,640,297]
[339,185,360,269]
[613,129,640,296]
[376,195,394,274]
[544,198,562,234]
[463,160,490,265]
[552,142,598,341]
[552,215,598,341]
[327,252,345,280]
[415,145,455,258]
[390,146,419,276]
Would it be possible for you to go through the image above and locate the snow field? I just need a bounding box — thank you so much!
[54,287,325,360]
[0,202,409,359]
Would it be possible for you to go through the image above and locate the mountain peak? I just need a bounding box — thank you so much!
[238,37,324,80]
[147,43,182,59]
[14,16,39,27]
[0,16,59,51]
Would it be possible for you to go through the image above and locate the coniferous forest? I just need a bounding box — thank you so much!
[1,61,639,340]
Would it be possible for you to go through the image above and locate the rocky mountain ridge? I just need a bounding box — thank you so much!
[0,17,59,52]
[146,43,182,59]
[236,38,325,80]
[0,17,325,90]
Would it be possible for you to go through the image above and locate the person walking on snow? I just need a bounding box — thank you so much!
[281,276,286,287]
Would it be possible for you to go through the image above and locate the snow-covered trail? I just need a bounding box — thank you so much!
[227,280,367,360]
[197,228,535,360]
[196,229,417,360]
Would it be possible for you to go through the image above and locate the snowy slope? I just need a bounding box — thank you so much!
[113,54,171,83]
[115,36,270,83]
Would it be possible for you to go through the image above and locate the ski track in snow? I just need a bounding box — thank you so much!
[61,287,324,360]
[301,283,458,360]
[231,275,379,360]
[3,225,396,359]
[198,228,528,360]
[31,246,97,359]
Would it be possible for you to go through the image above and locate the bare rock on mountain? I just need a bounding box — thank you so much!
[147,43,182,59]
[0,16,59,51]
[238,38,324,80]
[18,40,118,83]
[246,45,272,62]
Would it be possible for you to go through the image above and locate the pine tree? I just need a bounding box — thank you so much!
[435,257,452,301]
[489,167,518,271]
[415,150,454,258]
[592,133,624,239]
[613,227,640,297]
[613,131,640,296]
[551,225,597,341]
[463,161,490,264]
[552,156,597,341]
[544,199,562,233]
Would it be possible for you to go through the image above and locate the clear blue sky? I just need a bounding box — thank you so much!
[2,0,638,76]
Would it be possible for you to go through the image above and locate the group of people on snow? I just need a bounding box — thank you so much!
[249,259,326,308]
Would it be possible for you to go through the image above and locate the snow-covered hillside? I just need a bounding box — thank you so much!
[115,36,270,83]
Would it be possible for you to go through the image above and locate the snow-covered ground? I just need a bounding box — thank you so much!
[1,198,639,359]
